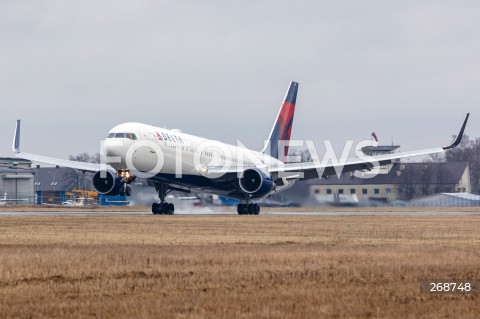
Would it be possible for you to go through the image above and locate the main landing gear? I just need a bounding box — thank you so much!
[152,202,174,215]
[151,183,175,215]
[237,197,260,215]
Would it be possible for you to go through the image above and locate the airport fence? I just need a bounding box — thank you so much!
[0,194,129,207]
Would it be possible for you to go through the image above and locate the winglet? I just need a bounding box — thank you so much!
[443,113,470,150]
[12,120,20,153]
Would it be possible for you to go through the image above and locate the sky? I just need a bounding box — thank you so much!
[1,0,479,159]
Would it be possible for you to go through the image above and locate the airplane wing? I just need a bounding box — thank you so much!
[207,113,470,181]
[268,147,446,181]
[12,120,112,173]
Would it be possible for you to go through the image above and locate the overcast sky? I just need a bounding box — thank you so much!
[1,0,479,159]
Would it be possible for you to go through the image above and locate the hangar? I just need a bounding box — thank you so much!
[0,158,35,205]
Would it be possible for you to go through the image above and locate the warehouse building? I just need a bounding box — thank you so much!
[0,158,35,205]
[308,162,471,203]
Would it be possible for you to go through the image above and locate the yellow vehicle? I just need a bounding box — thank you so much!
[63,190,99,206]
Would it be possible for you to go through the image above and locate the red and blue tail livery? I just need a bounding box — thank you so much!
[262,81,298,161]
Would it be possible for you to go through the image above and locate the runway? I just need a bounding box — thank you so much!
[1,209,480,216]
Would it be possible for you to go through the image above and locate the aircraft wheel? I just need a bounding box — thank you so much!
[159,203,168,215]
[253,204,260,215]
[125,186,132,197]
[152,203,159,214]
[168,203,175,214]
[119,188,126,196]
[237,204,246,215]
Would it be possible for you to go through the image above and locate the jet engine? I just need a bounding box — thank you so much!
[92,170,125,196]
[239,168,275,197]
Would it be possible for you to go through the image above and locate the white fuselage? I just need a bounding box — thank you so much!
[104,122,283,179]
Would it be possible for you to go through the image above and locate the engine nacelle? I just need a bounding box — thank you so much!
[239,168,275,197]
[92,170,124,196]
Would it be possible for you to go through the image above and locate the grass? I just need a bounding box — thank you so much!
[0,214,479,318]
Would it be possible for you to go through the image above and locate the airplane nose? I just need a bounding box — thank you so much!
[105,138,124,159]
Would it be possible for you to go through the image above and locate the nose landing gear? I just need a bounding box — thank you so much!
[117,170,134,197]
[118,184,132,197]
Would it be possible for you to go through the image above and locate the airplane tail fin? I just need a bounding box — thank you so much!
[261,81,298,162]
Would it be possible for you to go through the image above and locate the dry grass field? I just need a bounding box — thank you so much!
[0,214,479,318]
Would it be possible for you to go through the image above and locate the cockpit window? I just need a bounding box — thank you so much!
[107,132,138,140]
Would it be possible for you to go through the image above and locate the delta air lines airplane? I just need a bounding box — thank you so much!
[12,82,469,215]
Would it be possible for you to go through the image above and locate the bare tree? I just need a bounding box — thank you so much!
[288,147,312,163]
[397,167,417,200]
[67,153,100,191]
[446,135,480,194]
[428,153,445,163]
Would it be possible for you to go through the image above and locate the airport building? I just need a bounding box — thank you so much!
[277,145,473,206]
[35,166,127,206]
[0,159,127,206]
[0,158,35,205]
[35,167,78,204]
[307,162,471,203]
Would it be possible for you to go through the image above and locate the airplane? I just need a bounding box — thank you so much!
[0,193,6,205]
[11,82,469,215]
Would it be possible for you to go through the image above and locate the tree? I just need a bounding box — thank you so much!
[428,153,445,163]
[69,152,100,164]
[288,147,312,163]
[445,135,480,194]
[397,166,417,200]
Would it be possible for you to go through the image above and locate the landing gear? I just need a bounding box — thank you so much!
[151,202,174,215]
[237,202,260,215]
[118,170,135,197]
[151,183,175,215]
[119,185,132,197]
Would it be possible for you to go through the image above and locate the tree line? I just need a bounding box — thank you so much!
[444,135,480,194]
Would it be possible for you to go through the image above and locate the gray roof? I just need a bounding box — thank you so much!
[307,162,468,186]
[0,157,32,163]
[35,167,78,192]
[0,167,34,174]
[0,157,32,169]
